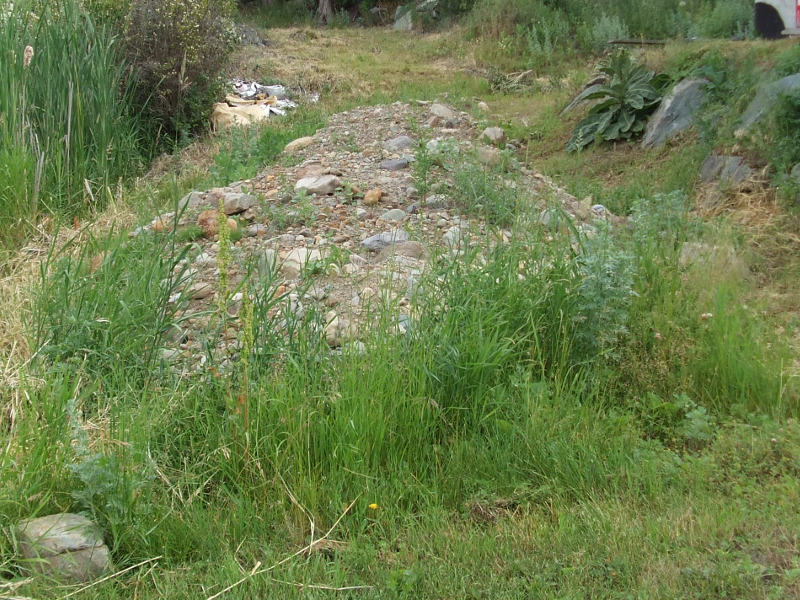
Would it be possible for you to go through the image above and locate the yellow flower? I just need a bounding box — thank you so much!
[368,503,378,510]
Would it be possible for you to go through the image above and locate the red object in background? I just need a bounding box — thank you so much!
[796,0,799,27]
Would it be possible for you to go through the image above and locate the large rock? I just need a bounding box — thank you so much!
[361,229,410,251]
[700,154,752,186]
[642,78,709,148]
[16,513,112,583]
[295,174,341,195]
[737,73,800,135]
[394,5,413,30]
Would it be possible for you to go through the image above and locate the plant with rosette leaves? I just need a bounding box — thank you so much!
[566,51,670,152]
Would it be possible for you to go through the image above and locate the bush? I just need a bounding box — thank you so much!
[125,0,239,142]
[693,0,753,38]
[579,13,629,54]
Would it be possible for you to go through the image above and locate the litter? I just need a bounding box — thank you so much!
[211,79,298,130]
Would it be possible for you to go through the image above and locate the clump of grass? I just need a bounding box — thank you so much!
[30,224,189,392]
[0,0,143,249]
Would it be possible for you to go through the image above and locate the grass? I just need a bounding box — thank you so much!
[1,14,800,600]
[0,0,144,250]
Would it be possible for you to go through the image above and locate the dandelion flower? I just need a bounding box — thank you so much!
[368,503,378,510]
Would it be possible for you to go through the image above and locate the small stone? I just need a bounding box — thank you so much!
[482,127,505,144]
[194,252,216,268]
[361,228,410,252]
[187,281,215,299]
[379,208,407,223]
[258,248,277,276]
[356,208,369,220]
[380,158,410,171]
[379,240,426,260]
[282,247,323,278]
[364,188,383,206]
[431,103,457,120]
[284,136,314,153]
[16,513,112,583]
[160,348,180,362]
[383,135,415,152]
[246,223,269,237]
[222,192,256,215]
[477,101,490,112]
[424,194,449,209]
[349,253,368,267]
[295,174,341,195]
[324,312,355,347]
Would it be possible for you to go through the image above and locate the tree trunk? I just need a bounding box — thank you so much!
[316,0,334,23]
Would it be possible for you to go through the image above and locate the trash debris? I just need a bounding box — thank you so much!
[231,79,289,100]
[211,79,297,130]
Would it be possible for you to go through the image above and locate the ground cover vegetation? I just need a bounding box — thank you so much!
[1,0,799,597]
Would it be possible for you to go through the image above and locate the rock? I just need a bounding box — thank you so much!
[16,513,112,583]
[196,210,237,237]
[394,5,413,30]
[642,78,709,148]
[430,103,457,121]
[424,194,449,209]
[178,191,207,212]
[194,252,216,268]
[383,135,415,151]
[380,158,410,171]
[246,223,269,237]
[349,253,368,267]
[324,311,356,347]
[362,228,410,251]
[443,225,464,246]
[379,208,407,223]
[379,240,426,260]
[482,127,505,144]
[258,248,277,276]
[364,188,383,206]
[738,73,800,135]
[160,348,180,362]
[295,174,341,195]
[282,247,322,278]
[284,136,314,153]
[356,208,369,220]
[187,281,215,299]
[700,154,752,186]
[222,192,256,215]
[476,145,502,166]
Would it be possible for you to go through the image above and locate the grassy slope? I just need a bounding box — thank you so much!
[1,22,799,599]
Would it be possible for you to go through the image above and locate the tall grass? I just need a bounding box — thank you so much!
[0,0,142,248]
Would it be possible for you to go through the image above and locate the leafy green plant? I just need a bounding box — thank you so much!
[125,0,239,141]
[566,51,668,151]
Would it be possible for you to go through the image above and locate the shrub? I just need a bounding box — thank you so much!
[579,13,629,54]
[125,0,239,142]
[693,0,753,38]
